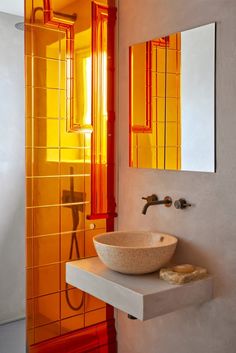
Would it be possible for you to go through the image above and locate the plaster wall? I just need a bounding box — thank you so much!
[117,0,236,352]
[0,12,25,324]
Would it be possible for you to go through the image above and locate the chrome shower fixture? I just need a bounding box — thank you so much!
[15,22,24,31]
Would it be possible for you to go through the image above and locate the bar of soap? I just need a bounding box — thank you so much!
[159,264,208,284]
[172,264,196,274]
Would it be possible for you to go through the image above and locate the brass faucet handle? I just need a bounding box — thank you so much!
[174,198,191,209]
[142,194,158,202]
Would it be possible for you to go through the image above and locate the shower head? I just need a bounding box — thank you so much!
[15,22,24,31]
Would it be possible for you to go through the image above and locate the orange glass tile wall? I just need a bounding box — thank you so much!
[130,33,181,170]
[25,0,116,352]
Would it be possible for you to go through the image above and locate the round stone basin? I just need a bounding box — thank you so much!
[93,231,178,275]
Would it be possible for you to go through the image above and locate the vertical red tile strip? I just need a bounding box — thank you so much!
[129,43,152,134]
[89,3,117,223]
[106,5,117,232]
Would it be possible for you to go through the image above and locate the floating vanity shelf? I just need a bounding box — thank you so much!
[66,257,213,321]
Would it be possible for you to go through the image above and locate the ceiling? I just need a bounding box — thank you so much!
[0,0,24,17]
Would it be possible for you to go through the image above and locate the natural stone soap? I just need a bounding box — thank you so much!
[159,264,208,284]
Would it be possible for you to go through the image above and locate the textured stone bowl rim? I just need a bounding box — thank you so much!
[93,231,178,250]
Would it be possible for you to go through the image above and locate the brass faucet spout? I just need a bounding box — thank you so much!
[142,195,172,215]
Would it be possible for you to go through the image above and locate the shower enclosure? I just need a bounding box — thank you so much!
[25,0,116,352]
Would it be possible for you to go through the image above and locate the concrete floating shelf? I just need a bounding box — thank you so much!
[66,257,213,321]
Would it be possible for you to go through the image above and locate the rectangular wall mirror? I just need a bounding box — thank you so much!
[129,23,215,172]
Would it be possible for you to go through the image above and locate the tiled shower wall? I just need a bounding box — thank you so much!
[25,3,110,347]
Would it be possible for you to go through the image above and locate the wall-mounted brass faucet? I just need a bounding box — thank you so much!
[142,194,172,215]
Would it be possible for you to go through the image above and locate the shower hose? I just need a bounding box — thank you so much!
[64,169,84,311]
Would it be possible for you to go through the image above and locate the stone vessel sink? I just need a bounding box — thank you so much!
[93,231,178,275]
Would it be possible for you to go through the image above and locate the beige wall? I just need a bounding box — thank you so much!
[117,0,236,352]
